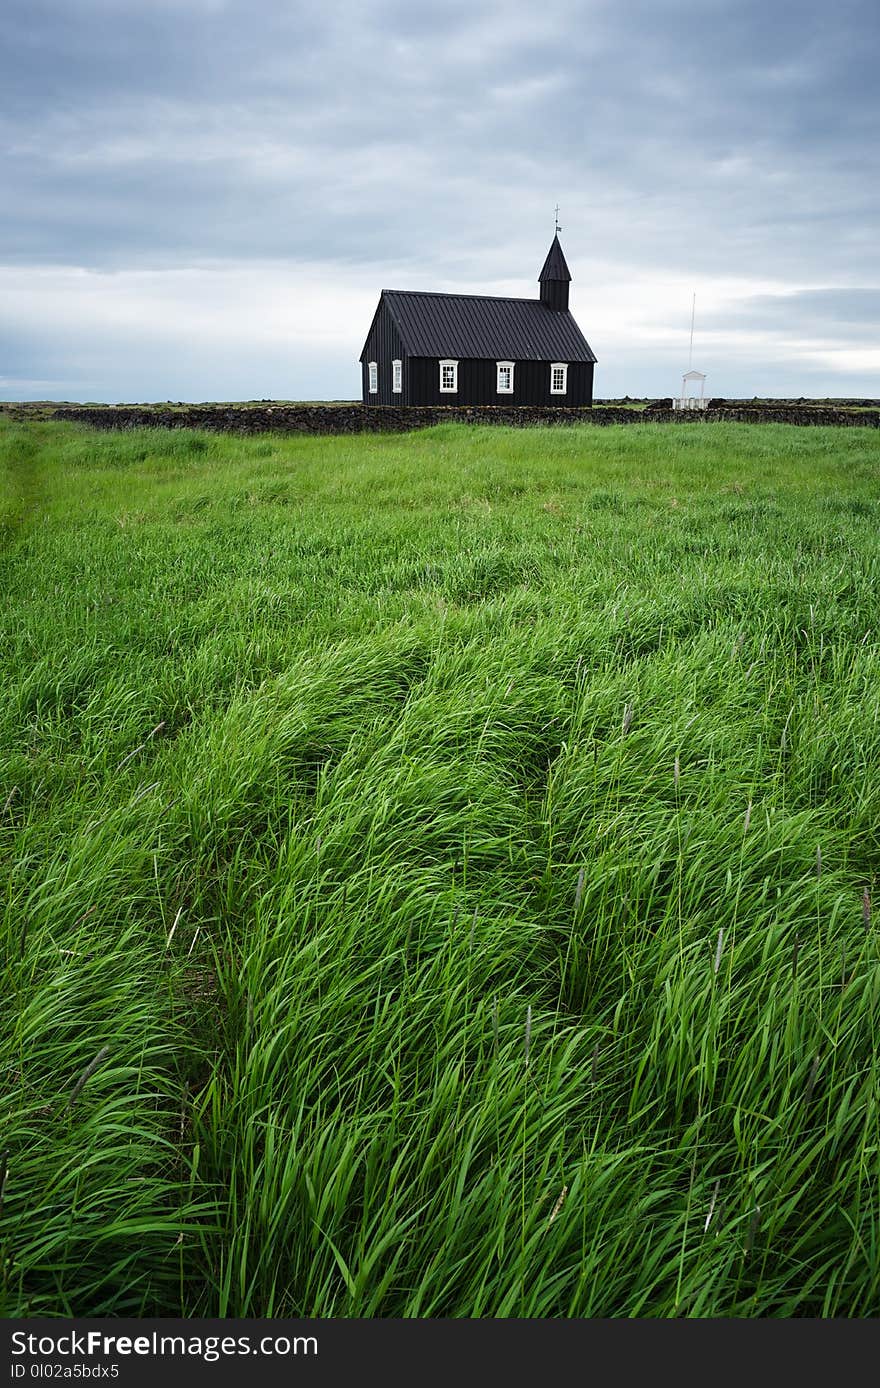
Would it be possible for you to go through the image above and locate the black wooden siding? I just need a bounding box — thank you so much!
[360,299,409,405]
[403,356,593,407]
[360,292,594,407]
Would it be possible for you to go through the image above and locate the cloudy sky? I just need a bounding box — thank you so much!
[2,0,878,401]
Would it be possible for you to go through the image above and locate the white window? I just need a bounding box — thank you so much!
[550,362,568,395]
[439,359,458,393]
[368,361,378,393]
[496,361,514,394]
[392,359,402,394]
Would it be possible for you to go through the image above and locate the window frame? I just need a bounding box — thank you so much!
[496,360,515,395]
[439,359,459,394]
[392,359,402,394]
[368,361,378,394]
[550,362,569,395]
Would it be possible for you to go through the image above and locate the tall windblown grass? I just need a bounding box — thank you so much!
[1,417,879,1315]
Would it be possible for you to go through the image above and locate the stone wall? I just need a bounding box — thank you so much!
[644,405,880,428]
[48,403,624,433]
[39,402,880,434]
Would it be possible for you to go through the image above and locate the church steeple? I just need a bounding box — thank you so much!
[539,233,571,311]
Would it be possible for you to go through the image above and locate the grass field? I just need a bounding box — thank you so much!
[2,416,880,1317]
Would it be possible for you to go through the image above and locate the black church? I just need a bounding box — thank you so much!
[359,235,596,407]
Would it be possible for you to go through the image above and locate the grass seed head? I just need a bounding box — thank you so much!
[780,708,793,752]
[166,906,184,949]
[574,866,585,913]
[703,1179,720,1234]
[68,1046,111,1111]
[548,1184,568,1226]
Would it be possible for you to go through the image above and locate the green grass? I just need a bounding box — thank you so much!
[2,416,880,1317]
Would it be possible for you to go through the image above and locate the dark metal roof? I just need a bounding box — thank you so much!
[538,234,571,283]
[373,289,596,363]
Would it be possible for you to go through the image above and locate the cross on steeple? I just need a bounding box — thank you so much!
[554,204,561,235]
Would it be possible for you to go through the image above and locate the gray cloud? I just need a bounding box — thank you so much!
[708,289,880,342]
[1,0,878,399]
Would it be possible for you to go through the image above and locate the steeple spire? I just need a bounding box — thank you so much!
[539,233,571,311]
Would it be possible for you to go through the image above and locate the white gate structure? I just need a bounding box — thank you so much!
[673,368,708,410]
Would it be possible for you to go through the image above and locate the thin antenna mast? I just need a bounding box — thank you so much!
[688,291,696,371]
